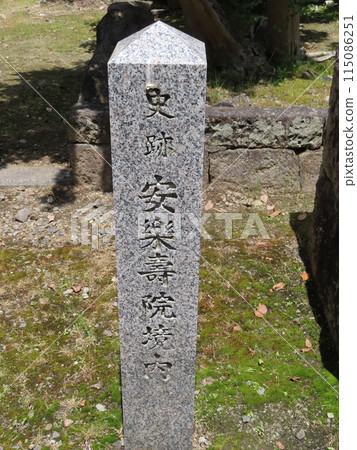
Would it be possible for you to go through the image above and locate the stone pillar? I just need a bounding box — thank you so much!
[108,21,206,449]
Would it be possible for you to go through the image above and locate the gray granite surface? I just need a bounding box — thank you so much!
[108,21,206,449]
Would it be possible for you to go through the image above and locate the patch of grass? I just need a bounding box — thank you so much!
[195,217,338,446]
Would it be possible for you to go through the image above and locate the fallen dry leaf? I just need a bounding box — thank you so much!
[49,282,56,290]
[254,303,267,318]
[48,214,55,223]
[233,325,242,332]
[80,399,86,407]
[276,441,285,449]
[290,376,301,382]
[248,347,255,356]
[272,282,285,291]
[301,339,312,353]
[260,194,269,203]
[301,272,309,281]
[297,212,307,221]
[265,257,273,261]
[71,285,82,293]
[204,201,214,211]
[269,210,281,217]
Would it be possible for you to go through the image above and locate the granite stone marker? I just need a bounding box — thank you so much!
[108,21,206,449]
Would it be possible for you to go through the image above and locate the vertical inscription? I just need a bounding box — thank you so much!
[139,86,178,377]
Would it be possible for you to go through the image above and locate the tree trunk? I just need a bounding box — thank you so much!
[179,0,242,67]
[266,0,300,62]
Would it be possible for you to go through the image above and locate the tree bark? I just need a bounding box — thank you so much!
[179,0,241,67]
[266,0,300,62]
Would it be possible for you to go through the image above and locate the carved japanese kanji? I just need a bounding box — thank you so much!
[139,216,176,251]
[142,292,176,319]
[142,324,174,350]
[139,175,178,213]
[145,132,174,157]
[143,353,173,381]
[146,87,175,119]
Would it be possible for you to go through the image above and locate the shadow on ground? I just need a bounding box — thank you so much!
[0,62,87,167]
[0,62,92,205]
[290,212,338,379]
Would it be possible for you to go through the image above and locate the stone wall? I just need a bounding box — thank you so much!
[66,103,327,194]
[204,106,327,194]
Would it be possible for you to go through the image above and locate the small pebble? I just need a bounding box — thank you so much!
[63,289,73,296]
[327,412,334,419]
[96,404,106,412]
[320,76,332,83]
[15,208,31,223]
[295,429,306,440]
[63,418,73,427]
[242,415,251,423]
[44,423,52,431]
[28,410,34,418]
[103,329,113,337]
[245,381,252,386]
[257,388,266,395]
[52,431,60,439]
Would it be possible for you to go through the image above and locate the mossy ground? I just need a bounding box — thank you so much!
[0,195,338,448]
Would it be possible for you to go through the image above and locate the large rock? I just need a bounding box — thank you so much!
[209,148,301,194]
[79,1,154,104]
[205,106,327,150]
[310,57,339,353]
